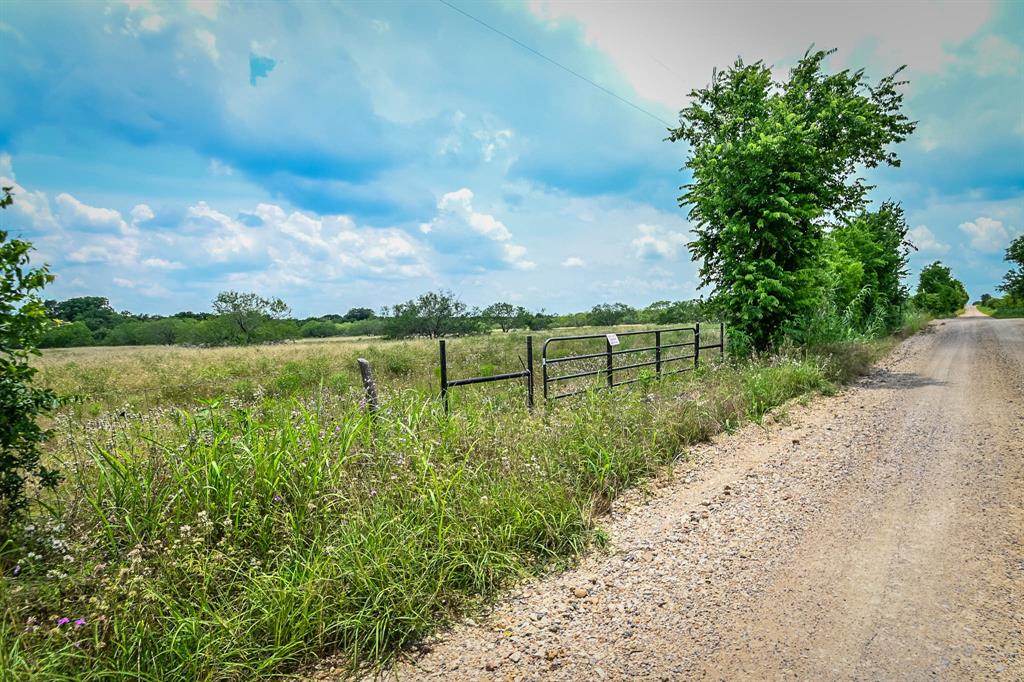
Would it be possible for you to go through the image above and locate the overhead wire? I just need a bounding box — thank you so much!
[436,0,676,128]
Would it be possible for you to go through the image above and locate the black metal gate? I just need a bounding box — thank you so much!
[541,322,724,401]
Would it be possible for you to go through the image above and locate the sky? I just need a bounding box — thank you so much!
[1,0,1021,317]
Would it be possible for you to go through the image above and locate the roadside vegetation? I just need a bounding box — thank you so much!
[975,235,1024,318]
[0,48,970,680]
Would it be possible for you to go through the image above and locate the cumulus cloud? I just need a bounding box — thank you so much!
[56,193,133,234]
[958,217,1014,252]
[631,224,689,261]
[131,204,155,225]
[561,256,585,267]
[4,156,431,302]
[420,188,535,270]
[909,225,950,254]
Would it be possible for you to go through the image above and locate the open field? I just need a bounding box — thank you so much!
[4,321,922,680]
[33,324,722,416]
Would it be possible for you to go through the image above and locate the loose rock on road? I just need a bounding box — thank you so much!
[338,315,1024,681]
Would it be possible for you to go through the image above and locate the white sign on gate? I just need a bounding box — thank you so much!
[606,333,620,346]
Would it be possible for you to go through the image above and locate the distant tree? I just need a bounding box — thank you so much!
[1,187,63,535]
[523,309,554,331]
[211,290,291,344]
[482,302,530,332]
[588,303,636,327]
[999,234,1024,300]
[44,296,122,331]
[383,290,481,338]
[342,307,376,322]
[642,299,705,325]
[172,310,215,321]
[668,48,916,352]
[40,321,95,348]
[912,261,969,316]
[300,320,342,338]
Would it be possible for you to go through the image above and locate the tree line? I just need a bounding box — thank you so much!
[39,290,710,348]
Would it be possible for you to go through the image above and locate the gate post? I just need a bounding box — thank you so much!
[694,322,701,369]
[655,330,662,376]
[439,339,449,414]
[526,335,534,410]
[606,337,614,389]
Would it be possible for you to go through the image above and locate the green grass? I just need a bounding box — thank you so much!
[977,305,1024,319]
[3,322,907,681]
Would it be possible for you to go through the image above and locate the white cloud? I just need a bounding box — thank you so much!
[113,277,135,288]
[561,256,585,267]
[194,29,219,62]
[140,14,165,32]
[188,201,258,260]
[208,158,234,176]
[423,188,535,270]
[909,225,950,254]
[142,257,185,269]
[131,204,155,225]
[56,193,134,235]
[631,223,689,261]
[0,153,12,179]
[187,0,218,20]
[958,216,1014,252]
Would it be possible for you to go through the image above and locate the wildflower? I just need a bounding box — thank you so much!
[57,617,70,626]
[75,618,86,628]
[12,565,20,577]
[273,495,283,503]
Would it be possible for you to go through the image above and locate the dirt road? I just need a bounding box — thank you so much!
[365,316,1024,681]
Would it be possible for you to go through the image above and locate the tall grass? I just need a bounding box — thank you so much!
[3,322,903,680]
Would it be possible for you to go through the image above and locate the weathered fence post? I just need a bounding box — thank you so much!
[526,335,534,411]
[655,330,662,376]
[357,358,379,413]
[694,322,701,369]
[720,321,725,356]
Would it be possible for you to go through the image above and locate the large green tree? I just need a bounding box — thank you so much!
[669,48,916,352]
[912,261,969,316]
[383,290,480,338]
[212,290,291,344]
[999,234,1024,300]
[0,187,62,536]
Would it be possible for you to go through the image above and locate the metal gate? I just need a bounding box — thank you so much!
[541,322,724,401]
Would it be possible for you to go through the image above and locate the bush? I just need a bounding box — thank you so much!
[0,189,63,538]
[40,321,95,347]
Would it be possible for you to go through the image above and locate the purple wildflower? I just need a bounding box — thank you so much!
[57,617,70,626]
[273,495,283,503]
[12,565,20,577]
[74,618,86,628]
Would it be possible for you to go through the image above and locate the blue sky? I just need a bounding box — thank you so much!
[1,0,1021,316]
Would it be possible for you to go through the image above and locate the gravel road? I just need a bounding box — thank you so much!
[350,315,1024,681]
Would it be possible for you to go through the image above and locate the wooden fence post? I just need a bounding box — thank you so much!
[357,358,379,413]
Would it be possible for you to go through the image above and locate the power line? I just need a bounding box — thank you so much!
[437,0,675,128]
